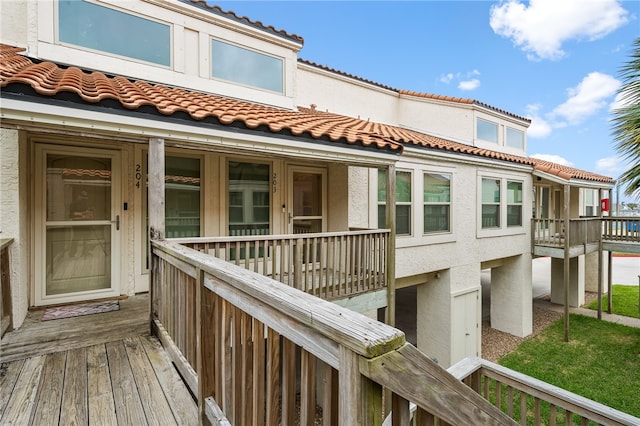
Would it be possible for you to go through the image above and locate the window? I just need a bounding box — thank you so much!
[481,178,500,228]
[58,0,170,66]
[378,170,412,236]
[212,40,283,93]
[507,181,523,226]
[477,119,498,143]
[424,173,451,233]
[228,162,270,235]
[584,189,598,216]
[506,127,524,149]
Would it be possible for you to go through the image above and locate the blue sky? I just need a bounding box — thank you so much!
[215,1,638,188]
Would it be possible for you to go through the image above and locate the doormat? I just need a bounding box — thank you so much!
[42,300,120,321]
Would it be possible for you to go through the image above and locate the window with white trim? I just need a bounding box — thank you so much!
[378,170,412,236]
[506,127,524,149]
[481,178,500,228]
[584,189,599,217]
[424,173,451,233]
[212,40,284,93]
[58,0,171,66]
[507,181,523,226]
[477,119,498,143]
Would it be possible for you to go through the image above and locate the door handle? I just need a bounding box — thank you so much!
[113,214,120,231]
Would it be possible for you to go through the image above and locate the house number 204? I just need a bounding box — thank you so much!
[135,164,142,188]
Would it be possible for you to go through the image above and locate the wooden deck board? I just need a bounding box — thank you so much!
[139,335,198,425]
[0,294,197,425]
[107,340,151,425]
[0,358,23,415]
[0,355,45,425]
[31,351,65,426]
[0,294,149,363]
[123,336,177,425]
[87,343,118,426]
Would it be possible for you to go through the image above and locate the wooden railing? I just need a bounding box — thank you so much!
[170,229,388,302]
[532,218,601,248]
[150,240,515,425]
[449,357,640,426]
[0,238,13,338]
[602,217,640,243]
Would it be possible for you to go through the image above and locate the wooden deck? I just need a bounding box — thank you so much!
[0,294,198,425]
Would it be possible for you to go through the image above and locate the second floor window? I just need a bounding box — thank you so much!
[58,0,170,66]
[477,119,498,143]
[378,170,412,236]
[212,40,284,93]
[481,178,501,228]
[424,173,451,233]
[506,127,525,149]
[507,181,523,226]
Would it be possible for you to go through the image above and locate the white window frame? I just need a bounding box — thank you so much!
[476,118,499,143]
[477,173,526,238]
[211,38,285,94]
[423,172,451,234]
[377,169,413,237]
[55,0,173,68]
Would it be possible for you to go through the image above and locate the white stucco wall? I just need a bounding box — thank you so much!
[0,1,28,48]
[297,65,400,124]
[348,167,371,229]
[398,96,474,143]
[1,129,29,328]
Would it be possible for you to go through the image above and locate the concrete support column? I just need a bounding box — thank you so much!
[490,254,533,337]
[417,269,451,367]
[551,256,585,307]
[585,250,608,293]
[417,265,481,368]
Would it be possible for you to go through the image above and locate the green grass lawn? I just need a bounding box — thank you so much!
[585,285,640,318]
[499,314,640,419]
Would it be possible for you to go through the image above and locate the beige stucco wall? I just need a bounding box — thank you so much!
[1,128,29,328]
[0,1,29,48]
[297,65,400,124]
[348,167,371,229]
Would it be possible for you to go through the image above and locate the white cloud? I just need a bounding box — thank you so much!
[458,79,480,91]
[490,0,629,61]
[527,117,553,138]
[609,89,634,112]
[530,153,573,166]
[551,72,620,125]
[524,104,552,138]
[596,156,626,176]
[439,73,454,84]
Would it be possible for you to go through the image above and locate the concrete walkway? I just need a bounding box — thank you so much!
[534,298,640,328]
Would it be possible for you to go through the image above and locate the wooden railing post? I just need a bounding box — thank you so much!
[197,268,216,424]
[149,137,165,333]
[339,346,361,425]
[0,239,13,338]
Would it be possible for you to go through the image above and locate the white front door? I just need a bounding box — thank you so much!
[35,145,121,306]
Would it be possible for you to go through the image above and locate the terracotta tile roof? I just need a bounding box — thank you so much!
[299,106,534,166]
[532,160,615,184]
[0,45,613,185]
[398,90,531,123]
[184,1,303,45]
[0,45,401,154]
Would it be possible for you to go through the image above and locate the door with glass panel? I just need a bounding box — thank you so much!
[288,169,325,234]
[35,145,121,306]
